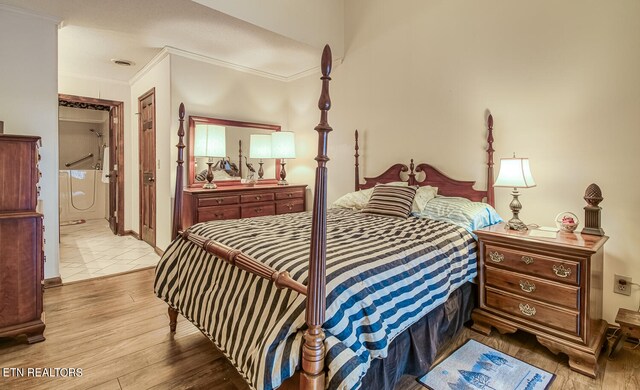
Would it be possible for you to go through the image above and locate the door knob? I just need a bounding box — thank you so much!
[148,177,155,182]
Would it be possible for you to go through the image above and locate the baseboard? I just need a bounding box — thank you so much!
[124,230,140,240]
[43,277,62,288]
[154,246,165,256]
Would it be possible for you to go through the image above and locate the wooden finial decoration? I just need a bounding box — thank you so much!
[302,44,332,390]
[582,183,604,236]
[354,130,360,191]
[408,158,416,186]
[486,113,495,207]
[172,103,186,239]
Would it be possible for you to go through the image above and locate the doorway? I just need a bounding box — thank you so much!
[57,94,160,283]
[138,88,156,248]
[58,94,125,235]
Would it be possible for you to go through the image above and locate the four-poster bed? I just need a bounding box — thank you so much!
[157,45,498,390]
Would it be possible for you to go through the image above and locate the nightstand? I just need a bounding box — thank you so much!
[471,223,608,378]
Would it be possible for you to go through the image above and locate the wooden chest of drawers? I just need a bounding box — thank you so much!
[0,134,45,344]
[471,223,608,378]
[182,184,307,227]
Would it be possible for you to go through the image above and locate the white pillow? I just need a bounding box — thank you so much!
[412,185,438,213]
[332,188,374,210]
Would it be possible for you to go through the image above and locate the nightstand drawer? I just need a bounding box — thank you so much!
[485,266,580,310]
[484,245,580,285]
[485,288,579,335]
[198,195,240,207]
[198,206,240,222]
[241,204,276,218]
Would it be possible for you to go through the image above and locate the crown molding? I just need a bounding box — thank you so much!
[128,48,170,85]
[0,3,62,26]
[129,45,343,85]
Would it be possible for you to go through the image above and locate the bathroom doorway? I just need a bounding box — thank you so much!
[58,94,125,234]
[57,94,158,283]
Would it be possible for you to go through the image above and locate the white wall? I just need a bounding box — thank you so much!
[0,7,60,279]
[130,54,171,248]
[58,74,133,230]
[288,0,640,323]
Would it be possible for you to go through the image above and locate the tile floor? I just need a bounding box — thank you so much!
[59,219,160,283]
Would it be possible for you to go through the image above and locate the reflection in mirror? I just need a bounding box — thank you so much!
[188,116,281,187]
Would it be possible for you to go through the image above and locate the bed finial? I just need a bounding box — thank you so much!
[302,44,333,390]
[408,158,417,186]
[354,130,360,191]
[486,113,495,207]
[172,103,186,239]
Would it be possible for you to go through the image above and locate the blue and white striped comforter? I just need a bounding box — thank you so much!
[154,209,477,390]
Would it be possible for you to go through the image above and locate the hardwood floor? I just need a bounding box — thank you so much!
[0,269,638,389]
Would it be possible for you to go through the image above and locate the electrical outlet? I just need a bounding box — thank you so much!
[614,274,632,296]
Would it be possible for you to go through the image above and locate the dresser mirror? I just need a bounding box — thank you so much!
[188,116,281,187]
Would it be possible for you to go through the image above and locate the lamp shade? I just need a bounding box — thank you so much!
[271,131,296,159]
[194,124,226,157]
[494,157,536,188]
[249,134,272,159]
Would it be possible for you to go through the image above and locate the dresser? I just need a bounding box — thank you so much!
[182,184,307,227]
[471,223,608,377]
[0,134,45,344]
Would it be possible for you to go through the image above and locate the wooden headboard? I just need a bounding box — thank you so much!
[354,115,495,207]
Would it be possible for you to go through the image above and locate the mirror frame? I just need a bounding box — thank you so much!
[187,116,281,187]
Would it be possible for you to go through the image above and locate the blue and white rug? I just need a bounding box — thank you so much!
[418,339,555,390]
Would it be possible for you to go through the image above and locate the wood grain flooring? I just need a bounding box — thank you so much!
[0,269,638,389]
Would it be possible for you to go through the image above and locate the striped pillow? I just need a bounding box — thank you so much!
[362,184,417,218]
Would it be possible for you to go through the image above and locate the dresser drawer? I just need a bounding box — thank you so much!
[198,195,240,207]
[198,206,240,222]
[485,266,580,310]
[484,245,580,285]
[485,288,579,335]
[275,189,304,200]
[276,199,304,214]
[241,193,275,203]
[241,204,276,218]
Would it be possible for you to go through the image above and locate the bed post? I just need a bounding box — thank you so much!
[172,103,186,239]
[486,114,495,207]
[301,44,332,390]
[354,130,360,191]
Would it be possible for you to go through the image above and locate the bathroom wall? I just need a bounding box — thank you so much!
[58,106,109,170]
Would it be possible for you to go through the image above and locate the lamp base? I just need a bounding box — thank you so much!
[203,182,217,189]
[505,217,528,231]
[504,188,527,231]
[277,180,289,186]
[278,160,288,185]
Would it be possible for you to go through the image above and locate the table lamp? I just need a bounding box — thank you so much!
[249,134,272,179]
[494,154,536,231]
[194,124,226,189]
[271,131,296,185]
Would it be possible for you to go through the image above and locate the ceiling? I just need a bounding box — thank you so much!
[1,0,326,82]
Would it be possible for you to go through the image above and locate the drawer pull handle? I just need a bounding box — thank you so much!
[553,264,572,278]
[216,199,223,204]
[519,280,536,293]
[255,196,262,200]
[489,251,504,263]
[287,193,292,197]
[255,208,262,212]
[522,256,534,265]
[287,204,293,210]
[519,303,536,316]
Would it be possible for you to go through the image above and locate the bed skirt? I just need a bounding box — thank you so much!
[359,282,476,390]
